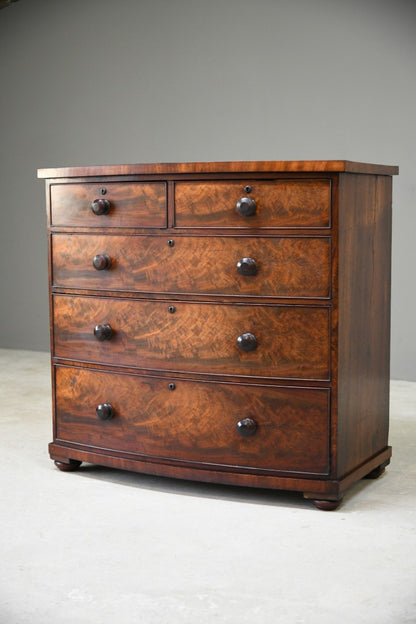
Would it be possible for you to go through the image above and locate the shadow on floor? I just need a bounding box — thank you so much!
[61,460,376,512]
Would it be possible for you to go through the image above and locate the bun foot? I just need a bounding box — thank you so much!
[308,498,343,511]
[54,459,82,472]
[363,465,386,479]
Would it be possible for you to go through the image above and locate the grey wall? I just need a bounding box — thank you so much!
[0,0,415,379]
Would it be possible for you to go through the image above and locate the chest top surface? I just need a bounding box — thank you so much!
[37,159,399,179]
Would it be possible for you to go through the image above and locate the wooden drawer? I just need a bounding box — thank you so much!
[53,295,330,380]
[175,179,331,228]
[51,234,331,299]
[50,182,167,228]
[55,366,330,475]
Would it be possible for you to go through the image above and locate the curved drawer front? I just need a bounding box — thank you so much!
[175,179,331,228]
[50,182,167,227]
[52,234,331,299]
[53,295,330,380]
[55,366,330,475]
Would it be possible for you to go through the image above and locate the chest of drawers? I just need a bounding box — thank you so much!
[38,160,398,510]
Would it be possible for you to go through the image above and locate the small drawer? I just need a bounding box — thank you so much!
[50,182,167,228]
[55,366,330,475]
[51,234,331,299]
[175,179,331,228]
[53,295,330,380]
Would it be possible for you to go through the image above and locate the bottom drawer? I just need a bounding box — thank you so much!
[54,366,330,475]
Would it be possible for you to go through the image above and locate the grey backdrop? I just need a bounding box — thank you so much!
[0,0,415,380]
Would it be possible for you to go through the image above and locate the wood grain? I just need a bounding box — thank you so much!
[50,181,166,227]
[53,295,331,380]
[40,160,397,508]
[51,233,331,299]
[336,173,392,475]
[175,179,331,228]
[37,160,399,179]
[55,366,330,474]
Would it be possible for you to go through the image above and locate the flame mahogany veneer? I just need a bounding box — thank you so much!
[38,160,398,510]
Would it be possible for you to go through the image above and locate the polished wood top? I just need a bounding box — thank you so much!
[38,160,399,178]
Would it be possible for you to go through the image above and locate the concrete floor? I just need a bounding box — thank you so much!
[0,348,415,624]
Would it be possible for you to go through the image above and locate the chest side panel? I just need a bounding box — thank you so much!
[337,174,392,476]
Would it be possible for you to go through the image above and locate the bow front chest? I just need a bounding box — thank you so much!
[38,160,398,509]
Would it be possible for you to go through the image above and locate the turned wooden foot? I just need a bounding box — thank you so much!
[308,498,343,511]
[54,459,82,472]
[363,465,386,479]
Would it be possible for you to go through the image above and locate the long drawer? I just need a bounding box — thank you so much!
[174,179,331,228]
[50,182,167,228]
[55,366,330,475]
[51,234,331,299]
[53,295,330,380]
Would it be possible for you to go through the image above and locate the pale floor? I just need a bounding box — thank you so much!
[0,348,415,624]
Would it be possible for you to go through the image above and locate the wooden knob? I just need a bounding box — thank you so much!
[96,403,114,421]
[93,254,111,270]
[237,332,258,352]
[237,257,257,276]
[237,418,257,437]
[93,324,113,341]
[236,197,257,216]
[91,198,111,215]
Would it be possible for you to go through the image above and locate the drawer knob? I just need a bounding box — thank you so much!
[237,332,258,352]
[237,257,258,276]
[94,323,113,341]
[236,196,257,217]
[96,403,114,421]
[237,418,257,437]
[91,198,111,215]
[93,254,111,271]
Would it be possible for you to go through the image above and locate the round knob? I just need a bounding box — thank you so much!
[237,257,258,276]
[237,332,258,352]
[93,324,113,341]
[93,254,111,271]
[91,198,111,215]
[96,403,114,421]
[236,197,257,217]
[237,418,257,437]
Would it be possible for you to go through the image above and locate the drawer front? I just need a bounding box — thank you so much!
[55,366,330,475]
[175,179,331,228]
[52,234,331,299]
[50,182,167,228]
[53,295,330,380]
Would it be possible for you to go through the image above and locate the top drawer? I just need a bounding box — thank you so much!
[50,182,167,228]
[174,179,331,228]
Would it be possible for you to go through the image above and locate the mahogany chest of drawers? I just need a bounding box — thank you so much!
[38,160,398,510]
